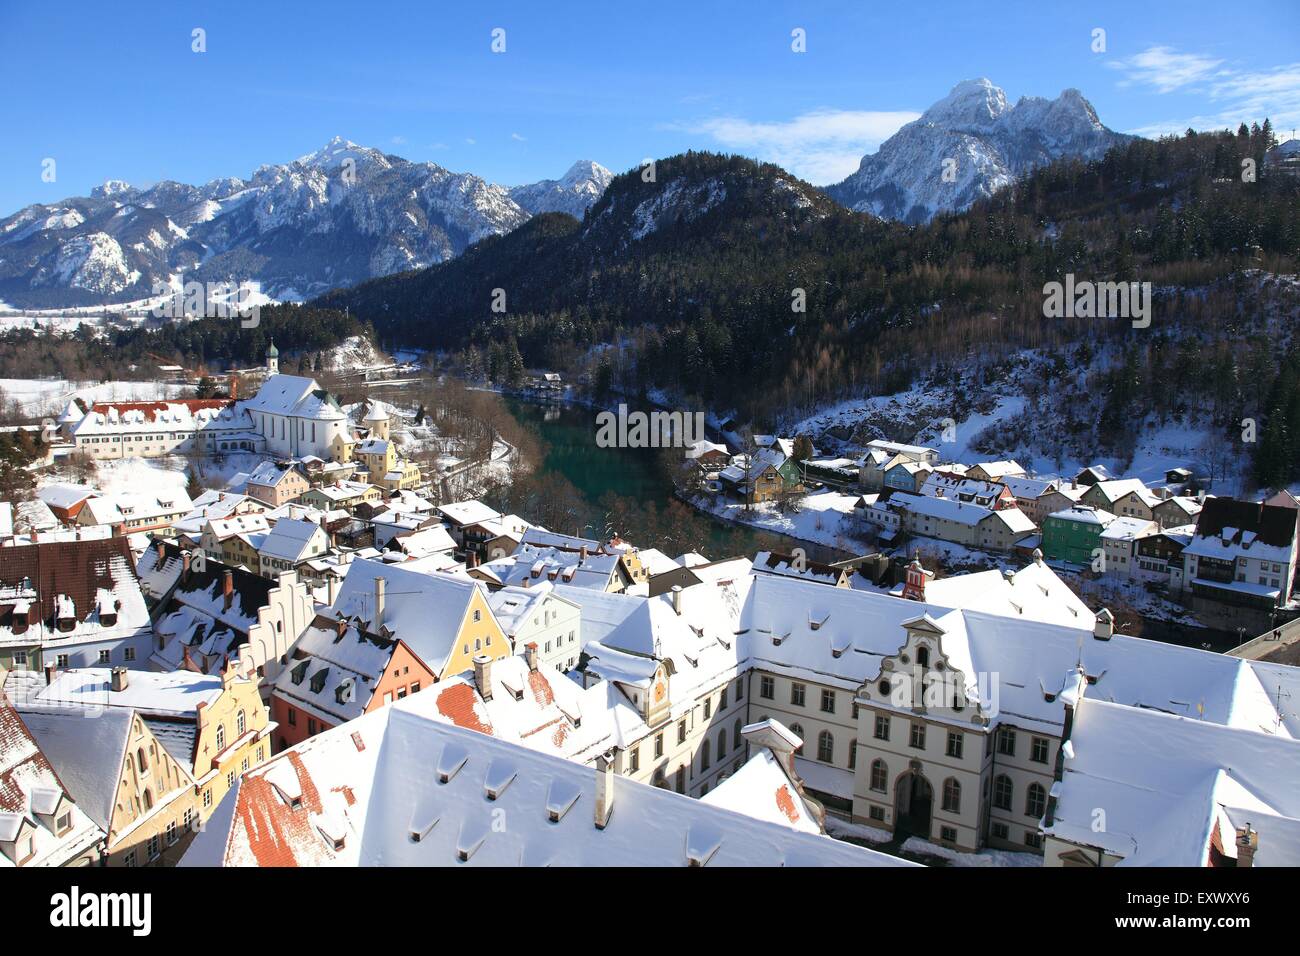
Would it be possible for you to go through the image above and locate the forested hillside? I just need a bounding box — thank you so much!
[317,126,1299,483]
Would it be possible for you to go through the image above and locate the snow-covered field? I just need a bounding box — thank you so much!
[690,489,871,552]
[0,377,190,417]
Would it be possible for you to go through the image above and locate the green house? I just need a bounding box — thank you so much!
[1041,505,1116,565]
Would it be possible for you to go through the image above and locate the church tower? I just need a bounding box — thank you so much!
[364,401,391,441]
[266,341,279,375]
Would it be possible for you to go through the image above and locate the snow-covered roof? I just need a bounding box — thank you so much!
[242,374,345,421]
[891,491,996,527]
[389,525,457,559]
[1047,505,1115,526]
[328,559,491,674]
[916,560,1092,628]
[247,460,303,488]
[272,618,405,725]
[257,517,324,562]
[685,439,729,459]
[37,483,97,511]
[1003,475,1060,499]
[970,460,1025,479]
[12,667,224,719]
[12,706,133,833]
[79,489,191,526]
[1087,478,1155,506]
[1100,517,1159,541]
[437,499,500,528]
[1045,698,1300,866]
[14,499,59,533]
[204,512,271,541]
[182,702,909,868]
[72,399,254,437]
[866,439,936,458]
[702,748,821,835]
[0,700,104,866]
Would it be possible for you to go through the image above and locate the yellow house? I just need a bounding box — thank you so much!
[299,480,384,513]
[191,659,274,816]
[328,559,509,681]
[10,667,216,867]
[353,437,422,492]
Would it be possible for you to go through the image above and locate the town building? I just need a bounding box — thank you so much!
[0,536,152,673]
[245,460,310,508]
[137,541,314,692]
[1041,505,1116,565]
[487,583,583,673]
[180,698,909,868]
[8,659,271,863]
[270,614,437,750]
[0,697,104,867]
[1179,498,1299,611]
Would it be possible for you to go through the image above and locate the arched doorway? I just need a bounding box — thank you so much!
[893,768,934,839]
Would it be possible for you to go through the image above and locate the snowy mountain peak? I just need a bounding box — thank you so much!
[827,79,1129,224]
[922,78,1009,129]
[562,160,611,184]
[91,180,135,199]
[294,137,392,173]
[508,160,614,218]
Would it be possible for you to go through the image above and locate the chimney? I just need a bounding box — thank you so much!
[222,569,234,611]
[1235,824,1258,868]
[466,550,479,569]
[671,584,683,615]
[1093,607,1114,641]
[335,616,348,638]
[44,664,56,686]
[181,549,192,581]
[594,750,616,829]
[373,575,385,629]
[110,666,129,692]
[1197,489,1206,504]
[522,576,530,589]
[473,654,493,701]
[579,545,588,561]
[524,642,539,671]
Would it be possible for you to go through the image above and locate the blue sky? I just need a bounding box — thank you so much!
[2,0,1298,213]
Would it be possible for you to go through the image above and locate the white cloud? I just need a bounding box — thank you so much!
[510,132,527,141]
[390,135,408,145]
[1105,46,1224,94]
[1110,47,1300,136]
[465,137,476,145]
[682,108,920,185]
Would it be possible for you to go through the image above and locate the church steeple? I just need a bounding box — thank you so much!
[266,340,279,375]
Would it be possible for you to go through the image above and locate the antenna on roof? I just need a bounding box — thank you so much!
[1273,683,1293,730]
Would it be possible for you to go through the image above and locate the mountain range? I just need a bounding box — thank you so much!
[0,139,611,309]
[0,79,1127,309]
[826,78,1130,223]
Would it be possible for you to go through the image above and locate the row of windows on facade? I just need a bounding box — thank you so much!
[870,715,1052,764]
[865,758,1046,818]
[625,678,746,774]
[758,674,843,713]
[11,646,138,668]
[120,743,265,868]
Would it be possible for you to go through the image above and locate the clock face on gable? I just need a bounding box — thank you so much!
[653,676,666,703]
